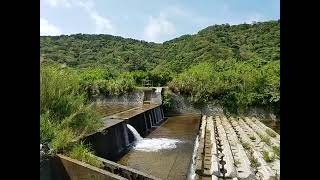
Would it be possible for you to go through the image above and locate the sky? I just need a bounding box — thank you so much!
[40,0,280,43]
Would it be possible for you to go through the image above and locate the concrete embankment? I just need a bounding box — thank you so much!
[193,115,280,180]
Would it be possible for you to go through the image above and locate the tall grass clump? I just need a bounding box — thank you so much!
[67,142,103,168]
[40,63,103,163]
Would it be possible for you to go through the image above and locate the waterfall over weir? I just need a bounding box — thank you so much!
[126,124,143,141]
[126,124,182,152]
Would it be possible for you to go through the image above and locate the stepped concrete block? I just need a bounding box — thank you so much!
[252,117,280,142]
[244,117,279,147]
[221,116,255,180]
[215,116,237,178]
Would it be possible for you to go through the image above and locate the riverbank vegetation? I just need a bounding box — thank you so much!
[40,63,103,166]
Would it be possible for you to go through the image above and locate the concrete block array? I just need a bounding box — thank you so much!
[194,115,280,180]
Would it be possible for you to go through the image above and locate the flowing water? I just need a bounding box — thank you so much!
[126,124,143,141]
[118,113,201,180]
[187,135,199,180]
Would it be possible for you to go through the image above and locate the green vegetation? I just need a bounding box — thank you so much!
[162,90,174,112]
[258,133,272,146]
[262,150,275,163]
[248,150,260,169]
[266,129,277,138]
[169,59,279,113]
[272,146,280,158]
[67,142,103,168]
[241,141,251,150]
[40,20,280,169]
[40,63,103,165]
[40,20,279,114]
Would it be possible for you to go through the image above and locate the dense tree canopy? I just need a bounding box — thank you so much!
[41,20,279,72]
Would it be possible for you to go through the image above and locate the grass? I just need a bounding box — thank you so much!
[67,142,103,168]
[248,151,260,169]
[272,146,280,158]
[40,63,103,166]
[266,129,277,138]
[257,133,272,146]
[262,150,275,163]
[241,141,251,150]
[241,142,260,170]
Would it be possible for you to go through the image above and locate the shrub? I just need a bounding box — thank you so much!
[168,60,280,114]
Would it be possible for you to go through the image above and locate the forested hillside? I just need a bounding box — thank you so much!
[40,20,279,72]
[40,20,280,114]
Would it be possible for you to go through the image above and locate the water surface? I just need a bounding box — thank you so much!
[118,113,201,180]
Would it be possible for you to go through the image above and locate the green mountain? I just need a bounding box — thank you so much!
[40,20,279,73]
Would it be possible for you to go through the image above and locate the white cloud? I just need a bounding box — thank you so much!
[143,14,176,42]
[142,6,209,42]
[44,0,71,7]
[40,17,62,35]
[75,0,115,34]
[91,13,114,34]
[43,0,115,34]
[75,0,94,11]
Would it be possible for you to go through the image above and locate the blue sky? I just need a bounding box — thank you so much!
[40,0,280,43]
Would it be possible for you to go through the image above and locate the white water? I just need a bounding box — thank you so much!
[126,124,183,152]
[155,87,162,93]
[187,135,199,180]
[127,124,143,141]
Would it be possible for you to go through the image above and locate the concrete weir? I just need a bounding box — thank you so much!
[194,115,280,180]
[83,104,165,161]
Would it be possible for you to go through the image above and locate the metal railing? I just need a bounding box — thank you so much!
[142,79,153,87]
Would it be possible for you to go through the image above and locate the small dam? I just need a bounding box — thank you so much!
[40,87,280,180]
